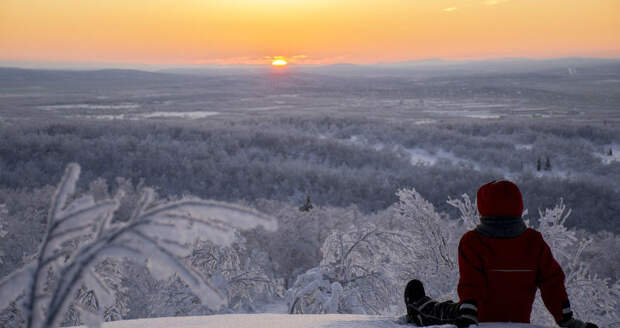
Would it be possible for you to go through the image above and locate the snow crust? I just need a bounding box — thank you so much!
[75,314,552,328]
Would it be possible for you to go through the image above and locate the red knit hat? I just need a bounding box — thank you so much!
[476,180,523,217]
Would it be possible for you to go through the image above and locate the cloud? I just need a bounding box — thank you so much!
[484,0,509,5]
[193,54,345,66]
[443,7,458,12]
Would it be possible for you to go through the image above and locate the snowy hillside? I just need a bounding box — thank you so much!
[2,68,618,328]
[76,314,552,328]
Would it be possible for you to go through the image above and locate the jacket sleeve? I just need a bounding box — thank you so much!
[536,233,570,324]
[457,231,486,304]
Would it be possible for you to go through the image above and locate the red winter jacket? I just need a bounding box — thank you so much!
[457,228,569,323]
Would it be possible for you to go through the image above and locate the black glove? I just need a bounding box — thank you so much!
[455,301,478,327]
[559,318,598,328]
[558,300,597,328]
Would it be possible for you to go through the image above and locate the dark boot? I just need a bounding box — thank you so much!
[403,279,465,326]
[404,279,428,325]
[404,279,426,306]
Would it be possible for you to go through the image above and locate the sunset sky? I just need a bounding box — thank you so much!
[1,0,619,67]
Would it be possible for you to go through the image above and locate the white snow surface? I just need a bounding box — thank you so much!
[74,314,552,328]
[594,146,620,164]
[405,148,480,169]
[72,111,220,120]
[140,111,219,119]
[39,103,140,111]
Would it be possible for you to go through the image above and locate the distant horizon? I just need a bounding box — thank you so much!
[2,56,620,72]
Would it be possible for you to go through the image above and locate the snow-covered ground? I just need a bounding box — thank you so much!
[76,314,552,328]
[594,146,620,164]
[71,111,221,120]
[404,148,479,169]
[140,111,219,119]
[39,103,140,111]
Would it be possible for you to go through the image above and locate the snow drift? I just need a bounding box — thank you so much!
[71,313,554,328]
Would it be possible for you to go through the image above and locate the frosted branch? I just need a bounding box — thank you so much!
[2,163,278,328]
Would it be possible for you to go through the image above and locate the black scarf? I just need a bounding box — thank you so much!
[475,216,527,239]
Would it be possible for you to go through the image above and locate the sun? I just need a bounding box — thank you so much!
[271,58,288,66]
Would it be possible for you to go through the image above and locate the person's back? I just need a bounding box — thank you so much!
[459,228,565,323]
[404,180,597,328]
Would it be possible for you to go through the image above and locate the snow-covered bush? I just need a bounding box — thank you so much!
[251,200,366,290]
[582,231,620,281]
[62,258,129,326]
[286,267,346,314]
[530,200,620,326]
[446,194,478,231]
[396,188,460,301]
[287,189,469,315]
[251,201,323,289]
[120,236,279,319]
[141,274,205,318]
[0,163,277,328]
[189,237,278,313]
[288,221,418,315]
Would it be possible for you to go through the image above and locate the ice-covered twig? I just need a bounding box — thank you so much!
[0,163,277,328]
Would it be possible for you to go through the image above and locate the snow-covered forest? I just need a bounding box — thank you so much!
[1,164,618,327]
[1,63,619,327]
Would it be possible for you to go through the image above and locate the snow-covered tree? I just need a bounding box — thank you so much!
[286,267,345,314]
[530,200,620,326]
[252,201,365,290]
[189,237,278,313]
[0,163,277,328]
[287,188,466,315]
[287,188,619,327]
[287,222,417,315]
[0,204,7,264]
[0,186,53,280]
[395,188,460,301]
[446,194,478,231]
[251,201,322,290]
[141,274,204,318]
[62,258,128,326]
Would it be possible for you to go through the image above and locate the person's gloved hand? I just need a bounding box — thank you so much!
[559,318,598,328]
[455,301,478,327]
[455,316,477,328]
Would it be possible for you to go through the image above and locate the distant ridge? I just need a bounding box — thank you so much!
[363,57,620,70]
[289,57,620,76]
[0,67,189,84]
[1,57,619,79]
[158,65,268,76]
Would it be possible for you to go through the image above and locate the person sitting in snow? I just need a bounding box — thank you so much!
[404,180,598,328]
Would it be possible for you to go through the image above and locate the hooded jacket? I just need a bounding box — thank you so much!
[457,217,570,324]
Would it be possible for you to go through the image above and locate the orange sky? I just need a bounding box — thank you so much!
[1,0,619,66]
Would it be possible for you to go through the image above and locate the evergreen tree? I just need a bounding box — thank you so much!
[299,195,313,212]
